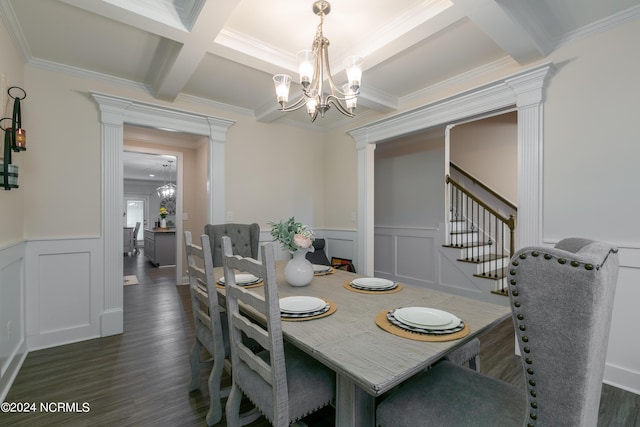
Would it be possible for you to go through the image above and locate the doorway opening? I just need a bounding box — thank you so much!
[123,141,184,284]
[93,91,234,337]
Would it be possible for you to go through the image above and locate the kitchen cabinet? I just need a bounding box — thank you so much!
[144,229,176,266]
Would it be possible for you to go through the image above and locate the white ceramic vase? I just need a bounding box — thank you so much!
[160,218,167,228]
[284,248,314,287]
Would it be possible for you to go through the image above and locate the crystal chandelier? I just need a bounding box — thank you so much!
[156,160,176,199]
[272,1,363,122]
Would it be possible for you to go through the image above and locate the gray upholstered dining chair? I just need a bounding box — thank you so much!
[305,238,331,266]
[376,238,619,427]
[444,337,480,371]
[204,223,260,267]
[185,231,260,426]
[221,236,335,427]
[132,221,141,254]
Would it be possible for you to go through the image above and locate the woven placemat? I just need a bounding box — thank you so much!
[343,281,403,294]
[281,299,337,322]
[375,309,470,342]
[216,281,263,290]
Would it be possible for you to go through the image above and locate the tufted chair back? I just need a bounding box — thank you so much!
[507,238,619,425]
[305,238,331,266]
[204,223,260,267]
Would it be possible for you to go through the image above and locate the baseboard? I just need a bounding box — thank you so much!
[101,308,124,337]
[604,362,640,396]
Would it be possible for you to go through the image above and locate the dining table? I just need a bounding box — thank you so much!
[214,260,512,427]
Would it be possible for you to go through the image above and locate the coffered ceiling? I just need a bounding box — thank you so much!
[1,0,639,130]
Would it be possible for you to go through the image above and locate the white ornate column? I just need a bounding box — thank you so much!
[349,129,376,276]
[92,92,234,337]
[92,94,130,336]
[506,65,553,248]
[207,117,231,225]
[348,63,553,274]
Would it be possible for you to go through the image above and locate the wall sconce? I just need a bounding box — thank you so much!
[1,86,27,190]
[8,86,26,151]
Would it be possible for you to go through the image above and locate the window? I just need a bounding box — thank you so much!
[126,199,144,238]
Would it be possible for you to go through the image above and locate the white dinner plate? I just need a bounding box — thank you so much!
[280,296,327,314]
[313,264,332,273]
[351,277,396,289]
[218,273,260,285]
[393,307,460,330]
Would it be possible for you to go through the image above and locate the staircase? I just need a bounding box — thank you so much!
[444,214,510,295]
[444,166,517,296]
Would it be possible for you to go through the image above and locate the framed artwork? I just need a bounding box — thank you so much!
[160,195,176,215]
[331,257,356,273]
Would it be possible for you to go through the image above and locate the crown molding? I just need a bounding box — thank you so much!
[554,4,640,49]
[0,0,31,62]
[28,57,151,92]
[400,56,517,106]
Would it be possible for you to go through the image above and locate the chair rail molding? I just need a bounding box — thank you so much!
[348,63,553,275]
[91,92,234,336]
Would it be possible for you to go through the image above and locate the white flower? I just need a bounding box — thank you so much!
[294,233,312,249]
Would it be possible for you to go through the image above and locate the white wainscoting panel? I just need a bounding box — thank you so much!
[375,225,509,304]
[396,234,436,284]
[375,227,438,287]
[602,245,640,395]
[374,233,394,274]
[25,238,103,350]
[0,241,27,402]
[323,229,357,268]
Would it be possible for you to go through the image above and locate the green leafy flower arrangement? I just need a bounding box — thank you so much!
[269,217,315,253]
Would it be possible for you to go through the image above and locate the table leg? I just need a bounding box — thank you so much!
[335,375,375,427]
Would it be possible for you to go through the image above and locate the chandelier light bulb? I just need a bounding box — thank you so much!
[306,97,318,116]
[297,50,316,88]
[342,83,357,113]
[273,74,292,107]
[344,55,363,92]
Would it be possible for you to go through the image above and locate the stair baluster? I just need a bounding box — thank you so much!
[444,174,516,296]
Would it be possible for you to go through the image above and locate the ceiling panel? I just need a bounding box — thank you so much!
[3,0,638,129]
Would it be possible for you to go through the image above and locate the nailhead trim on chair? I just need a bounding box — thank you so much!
[508,250,607,425]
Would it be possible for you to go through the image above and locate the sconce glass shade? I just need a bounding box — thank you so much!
[7,127,26,151]
[273,74,292,107]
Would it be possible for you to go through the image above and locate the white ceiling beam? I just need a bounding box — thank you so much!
[358,86,398,113]
[151,1,242,101]
[59,0,190,41]
[254,100,284,124]
[452,0,545,64]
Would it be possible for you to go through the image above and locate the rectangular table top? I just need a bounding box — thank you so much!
[216,261,511,396]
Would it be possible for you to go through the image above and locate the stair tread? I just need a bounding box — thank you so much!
[473,267,508,280]
[442,243,492,249]
[457,254,509,263]
[449,230,478,235]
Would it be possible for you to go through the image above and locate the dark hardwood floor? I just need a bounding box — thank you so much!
[3,250,638,426]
